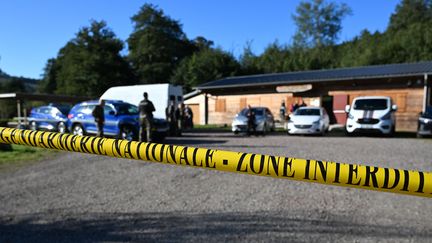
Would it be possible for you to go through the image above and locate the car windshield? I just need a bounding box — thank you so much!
[56,105,71,115]
[353,99,388,110]
[239,108,264,116]
[295,109,320,116]
[114,103,138,115]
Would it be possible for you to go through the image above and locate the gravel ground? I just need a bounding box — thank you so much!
[1,131,432,242]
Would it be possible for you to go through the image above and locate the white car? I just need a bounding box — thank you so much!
[286,107,330,135]
[345,96,397,136]
[232,107,275,134]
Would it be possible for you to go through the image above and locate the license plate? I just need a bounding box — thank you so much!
[361,124,373,129]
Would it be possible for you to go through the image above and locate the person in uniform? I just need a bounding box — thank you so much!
[138,92,155,142]
[246,105,256,136]
[92,99,105,137]
[184,105,193,129]
[166,97,177,136]
[176,103,185,136]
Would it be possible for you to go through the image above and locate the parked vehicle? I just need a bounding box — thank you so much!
[417,106,432,138]
[345,96,397,136]
[232,107,275,134]
[67,100,169,141]
[28,104,70,133]
[286,107,329,135]
[100,84,183,119]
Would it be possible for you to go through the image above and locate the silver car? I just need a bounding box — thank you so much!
[286,107,330,135]
[232,107,275,134]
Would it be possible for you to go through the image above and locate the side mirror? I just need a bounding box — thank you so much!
[391,105,398,112]
[345,105,350,113]
[109,111,116,116]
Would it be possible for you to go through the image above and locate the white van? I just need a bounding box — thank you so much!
[345,96,397,135]
[100,84,183,119]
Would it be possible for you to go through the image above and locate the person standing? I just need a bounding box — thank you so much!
[176,103,185,136]
[280,101,286,121]
[184,105,193,129]
[92,99,105,137]
[166,98,177,136]
[138,92,156,142]
[246,105,256,136]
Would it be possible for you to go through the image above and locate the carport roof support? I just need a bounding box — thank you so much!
[0,92,92,103]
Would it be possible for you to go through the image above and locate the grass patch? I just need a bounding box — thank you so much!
[192,124,231,130]
[0,144,58,172]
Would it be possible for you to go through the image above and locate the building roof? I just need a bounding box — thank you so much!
[196,61,432,90]
[0,92,92,103]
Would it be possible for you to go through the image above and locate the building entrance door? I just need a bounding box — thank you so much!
[332,94,348,125]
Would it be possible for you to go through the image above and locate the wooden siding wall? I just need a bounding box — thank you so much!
[185,87,423,132]
[330,88,423,131]
[207,93,320,125]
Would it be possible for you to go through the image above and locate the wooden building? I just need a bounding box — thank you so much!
[184,62,432,132]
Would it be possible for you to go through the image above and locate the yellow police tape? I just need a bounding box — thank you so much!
[0,127,430,198]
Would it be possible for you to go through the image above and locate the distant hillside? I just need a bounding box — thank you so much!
[0,68,39,93]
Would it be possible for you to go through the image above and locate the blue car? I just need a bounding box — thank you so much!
[67,100,169,141]
[28,104,70,133]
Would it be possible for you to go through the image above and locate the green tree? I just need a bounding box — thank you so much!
[128,4,195,84]
[239,41,262,75]
[38,58,58,93]
[171,48,240,91]
[292,0,352,47]
[389,0,432,31]
[39,20,135,97]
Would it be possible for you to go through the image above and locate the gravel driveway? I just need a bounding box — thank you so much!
[1,132,432,242]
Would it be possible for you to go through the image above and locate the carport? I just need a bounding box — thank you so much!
[0,92,92,127]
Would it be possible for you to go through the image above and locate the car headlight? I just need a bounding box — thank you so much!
[312,120,320,125]
[347,113,354,119]
[381,112,391,120]
[419,117,430,123]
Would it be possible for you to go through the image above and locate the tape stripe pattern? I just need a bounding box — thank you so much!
[0,127,431,198]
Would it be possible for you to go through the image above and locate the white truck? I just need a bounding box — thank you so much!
[345,96,397,136]
[100,84,183,119]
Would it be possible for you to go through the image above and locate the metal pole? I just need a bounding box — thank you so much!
[424,74,429,113]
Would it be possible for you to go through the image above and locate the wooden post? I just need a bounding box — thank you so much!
[17,99,22,128]
[204,94,208,125]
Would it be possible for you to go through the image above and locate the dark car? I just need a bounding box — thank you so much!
[417,106,432,138]
[67,100,169,141]
[28,104,70,133]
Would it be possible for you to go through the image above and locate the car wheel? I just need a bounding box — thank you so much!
[72,124,85,136]
[262,123,267,136]
[119,126,135,141]
[57,122,66,134]
[320,126,326,136]
[29,121,37,131]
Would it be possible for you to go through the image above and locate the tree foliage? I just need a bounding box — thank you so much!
[128,4,195,84]
[292,0,352,47]
[39,20,135,97]
[171,48,240,91]
[27,0,432,98]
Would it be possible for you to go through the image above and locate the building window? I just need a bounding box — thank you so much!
[215,98,226,112]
